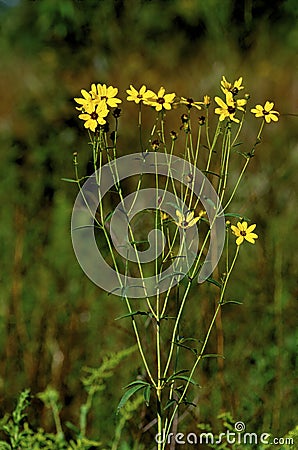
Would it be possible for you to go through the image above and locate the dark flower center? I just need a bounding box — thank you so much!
[182,220,189,227]
[157,97,165,104]
[228,106,236,114]
[240,230,246,236]
[231,87,239,95]
[91,112,98,120]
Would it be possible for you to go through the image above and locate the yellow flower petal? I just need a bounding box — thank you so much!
[245,235,256,244]
[236,236,244,245]
[264,101,274,112]
[158,87,165,97]
[230,225,240,235]
[214,96,226,109]
[188,217,200,227]
[186,211,194,222]
[176,210,183,220]
[246,223,256,233]
[247,232,258,240]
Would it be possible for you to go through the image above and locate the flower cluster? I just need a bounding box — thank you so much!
[74,83,121,132]
[74,77,280,132]
[126,85,176,111]
[215,76,247,123]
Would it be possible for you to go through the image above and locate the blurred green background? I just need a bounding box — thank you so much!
[0,0,297,446]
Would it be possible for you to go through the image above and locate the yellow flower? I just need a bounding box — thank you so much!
[91,83,122,108]
[221,76,244,95]
[251,101,279,123]
[180,97,202,110]
[215,92,246,123]
[145,87,176,111]
[126,85,155,104]
[74,89,95,113]
[78,102,109,132]
[231,221,258,246]
[175,210,199,229]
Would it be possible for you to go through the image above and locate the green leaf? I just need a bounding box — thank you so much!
[117,385,145,413]
[61,177,78,183]
[104,211,114,223]
[178,337,199,343]
[170,375,196,385]
[164,369,189,381]
[164,399,177,410]
[173,341,198,356]
[202,353,224,359]
[222,300,243,306]
[143,385,151,406]
[125,380,150,389]
[115,311,149,320]
[206,277,222,289]
[231,141,243,148]
[202,170,221,178]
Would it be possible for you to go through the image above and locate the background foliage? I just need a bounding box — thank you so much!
[0,0,297,447]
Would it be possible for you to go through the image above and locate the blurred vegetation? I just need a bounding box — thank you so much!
[0,0,297,447]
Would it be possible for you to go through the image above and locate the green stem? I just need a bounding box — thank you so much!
[162,246,240,447]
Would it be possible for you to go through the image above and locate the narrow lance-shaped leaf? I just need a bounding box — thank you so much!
[117,385,145,413]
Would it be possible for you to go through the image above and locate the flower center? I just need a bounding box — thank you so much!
[157,97,165,104]
[231,87,239,95]
[182,220,189,227]
[228,106,236,114]
[240,230,246,236]
[91,112,98,120]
